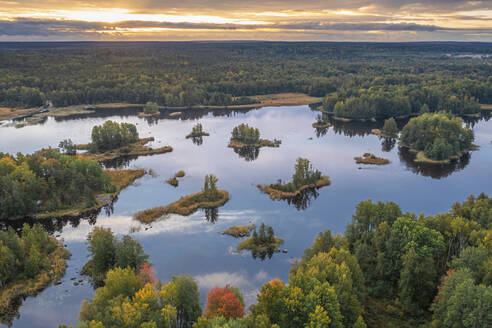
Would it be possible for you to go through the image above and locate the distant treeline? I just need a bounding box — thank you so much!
[0,43,490,115]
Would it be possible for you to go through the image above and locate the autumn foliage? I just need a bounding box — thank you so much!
[138,262,158,285]
[204,286,245,319]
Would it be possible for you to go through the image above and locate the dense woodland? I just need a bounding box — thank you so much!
[0,149,114,219]
[59,193,491,328]
[0,43,490,119]
[89,121,140,153]
[399,112,474,161]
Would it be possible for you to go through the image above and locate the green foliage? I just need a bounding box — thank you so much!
[0,224,59,286]
[431,269,492,328]
[58,139,77,155]
[450,193,492,228]
[82,227,148,284]
[381,118,398,137]
[160,275,202,327]
[0,149,113,219]
[144,101,159,114]
[230,124,260,144]
[271,158,323,193]
[89,121,139,153]
[202,174,219,201]
[1,43,491,111]
[399,112,474,161]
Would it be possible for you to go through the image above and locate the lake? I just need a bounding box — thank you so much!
[1,105,491,328]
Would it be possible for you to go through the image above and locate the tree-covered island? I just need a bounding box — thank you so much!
[134,174,229,223]
[76,121,173,162]
[228,124,281,149]
[186,123,210,138]
[399,112,475,164]
[237,223,284,260]
[258,158,331,200]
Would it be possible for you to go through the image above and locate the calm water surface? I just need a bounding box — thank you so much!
[1,106,491,328]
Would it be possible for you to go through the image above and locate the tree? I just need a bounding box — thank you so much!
[58,139,76,155]
[160,275,201,328]
[144,101,159,114]
[431,269,492,328]
[204,286,245,319]
[381,117,398,138]
[203,174,219,200]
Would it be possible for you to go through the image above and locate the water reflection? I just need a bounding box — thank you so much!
[232,146,260,161]
[399,148,471,179]
[381,138,397,152]
[191,136,203,146]
[101,155,139,169]
[314,126,329,138]
[251,247,275,261]
[204,208,219,223]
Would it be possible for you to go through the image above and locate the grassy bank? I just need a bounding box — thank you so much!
[258,176,331,200]
[134,189,229,223]
[0,93,321,122]
[228,139,281,149]
[312,122,332,128]
[78,137,172,162]
[0,240,70,323]
[371,128,397,139]
[223,224,256,237]
[355,153,390,165]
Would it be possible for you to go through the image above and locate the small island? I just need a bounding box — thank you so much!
[228,123,281,149]
[223,224,256,238]
[186,123,210,138]
[134,174,229,223]
[258,158,331,200]
[237,223,284,260]
[354,153,390,165]
[371,117,399,138]
[76,121,173,162]
[312,113,332,129]
[0,224,70,323]
[399,112,475,164]
[137,101,160,117]
[167,170,186,187]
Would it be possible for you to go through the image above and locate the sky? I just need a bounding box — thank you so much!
[0,0,491,41]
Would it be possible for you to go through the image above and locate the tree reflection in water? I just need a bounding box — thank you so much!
[251,247,275,261]
[381,137,397,152]
[101,155,139,169]
[204,207,219,223]
[191,136,203,146]
[314,126,329,138]
[232,146,260,162]
[399,147,471,179]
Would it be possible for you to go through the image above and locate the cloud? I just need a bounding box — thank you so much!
[2,17,489,38]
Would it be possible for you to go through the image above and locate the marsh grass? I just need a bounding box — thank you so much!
[134,189,229,223]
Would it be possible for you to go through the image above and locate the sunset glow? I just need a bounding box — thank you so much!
[0,0,491,41]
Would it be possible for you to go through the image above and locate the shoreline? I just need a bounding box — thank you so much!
[0,93,321,122]
[134,189,229,223]
[258,176,331,200]
[7,169,146,221]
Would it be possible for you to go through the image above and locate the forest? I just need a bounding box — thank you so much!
[0,43,490,120]
[57,193,491,328]
[0,149,114,220]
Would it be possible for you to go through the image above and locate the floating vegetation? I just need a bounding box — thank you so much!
[223,224,256,238]
[186,123,210,138]
[237,223,284,260]
[354,153,390,165]
[258,158,331,200]
[135,175,229,223]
